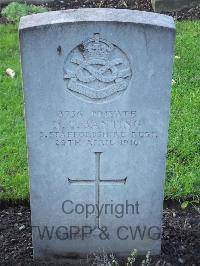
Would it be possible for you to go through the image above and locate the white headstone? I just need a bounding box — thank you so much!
[20,9,175,260]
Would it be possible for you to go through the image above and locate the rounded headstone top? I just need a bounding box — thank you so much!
[19,8,175,31]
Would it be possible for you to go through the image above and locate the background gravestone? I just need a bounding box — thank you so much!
[20,9,175,260]
[152,0,200,12]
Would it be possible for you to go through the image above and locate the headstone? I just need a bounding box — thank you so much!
[152,0,200,12]
[19,9,175,260]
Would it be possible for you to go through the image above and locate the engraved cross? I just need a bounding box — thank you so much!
[68,152,127,228]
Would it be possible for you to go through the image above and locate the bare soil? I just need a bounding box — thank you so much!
[0,202,199,265]
[48,0,200,20]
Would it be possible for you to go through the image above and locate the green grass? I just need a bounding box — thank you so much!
[0,24,28,200]
[165,21,200,199]
[0,22,199,201]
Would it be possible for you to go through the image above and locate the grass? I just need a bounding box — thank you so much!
[165,21,200,199]
[0,24,28,200]
[0,22,199,201]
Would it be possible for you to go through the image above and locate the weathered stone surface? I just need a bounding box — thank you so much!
[20,9,175,260]
[152,0,200,12]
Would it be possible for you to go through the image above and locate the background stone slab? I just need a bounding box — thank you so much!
[152,0,200,12]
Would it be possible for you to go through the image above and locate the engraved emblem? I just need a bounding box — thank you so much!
[63,33,132,103]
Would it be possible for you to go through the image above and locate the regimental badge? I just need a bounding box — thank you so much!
[63,33,132,103]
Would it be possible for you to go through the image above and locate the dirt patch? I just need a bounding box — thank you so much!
[164,5,200,20]
[48,0,200,20]
[0,202,199,265]
[0,0,200,24]
[47,0,153,11]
